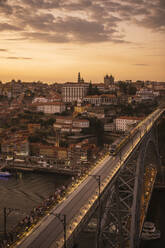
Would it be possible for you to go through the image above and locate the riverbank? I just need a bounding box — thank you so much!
[5,165,78,176]
[0,171,71,247]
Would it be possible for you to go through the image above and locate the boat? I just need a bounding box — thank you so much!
[141,221,160,240]
[0,171,12,177]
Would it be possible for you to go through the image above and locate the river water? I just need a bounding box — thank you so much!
[0,171,71,235]
[140,189,165,248]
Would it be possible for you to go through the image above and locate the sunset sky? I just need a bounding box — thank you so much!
[0,0,165,83]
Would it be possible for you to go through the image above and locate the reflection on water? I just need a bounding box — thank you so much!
[140,190,165,248]
[0,172,70,233]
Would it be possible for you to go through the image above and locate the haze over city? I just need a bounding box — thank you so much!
[0,0,165,83]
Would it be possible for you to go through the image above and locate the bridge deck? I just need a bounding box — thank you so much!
[14,108,164,248]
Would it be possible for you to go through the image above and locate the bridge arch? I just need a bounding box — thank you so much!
[100,131,160,248]
[130,134,160,248]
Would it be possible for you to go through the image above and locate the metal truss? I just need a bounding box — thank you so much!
[100,129,160,248]
[100,155,138,248]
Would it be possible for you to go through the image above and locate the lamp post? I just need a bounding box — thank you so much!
[51,213,67,248]
[90,175,101,248]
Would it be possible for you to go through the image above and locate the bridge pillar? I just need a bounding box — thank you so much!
[99,130,160,248]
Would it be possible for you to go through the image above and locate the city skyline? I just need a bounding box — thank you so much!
[0,0,165,83]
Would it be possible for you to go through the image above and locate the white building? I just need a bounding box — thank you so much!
[32,97,48,103]
[73,119,89,128]
[136,88,156,101]
[104,123,115,132]
[62,82,89,103]
[32,94,62,104]
[84,95,102,105]
[54,116,89,132]
[36,102,66,114]
[115,116,142,132]
[84,94,117,106]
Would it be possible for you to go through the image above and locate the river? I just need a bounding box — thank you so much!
[0,171,71,235]
[140,189,165,248]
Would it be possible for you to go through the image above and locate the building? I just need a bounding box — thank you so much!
[87,106,105,119]
[104,123,115,132]
[104,74,115,88]
[136,88,157,101]
[62,82,89,103]
[1,138,29,156]
[35,102,66,114]
[62,72,89,103]
[54,116,89,133]
[115,116,143,132]
[68,140,95,166]
[29,143,67,159]
[84,94,117,106]
[28,123,41,133]
[84,95,102,105]
[32,93,62,104]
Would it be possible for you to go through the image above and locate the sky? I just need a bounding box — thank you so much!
[0,0,165,83]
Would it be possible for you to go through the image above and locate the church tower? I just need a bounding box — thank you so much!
[78,72,81,83]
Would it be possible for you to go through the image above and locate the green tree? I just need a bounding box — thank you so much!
[89,117,104,146]
[128,85,137,95]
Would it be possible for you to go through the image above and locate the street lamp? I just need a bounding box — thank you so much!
[51,213,67,248]
[89,175,101,248]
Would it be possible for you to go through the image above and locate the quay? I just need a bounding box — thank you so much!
[2,165,79,176]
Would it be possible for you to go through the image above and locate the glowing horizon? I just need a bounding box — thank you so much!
[0,0,165,83]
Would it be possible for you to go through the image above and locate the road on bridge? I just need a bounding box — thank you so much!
[15,108,163,248]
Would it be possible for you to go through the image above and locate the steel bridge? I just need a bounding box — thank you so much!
[15,108,164,248]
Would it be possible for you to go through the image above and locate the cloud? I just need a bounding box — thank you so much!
[19,14,127,43]
[22,32,70,43]
[147,54,165,57]
[22,0,60,9]
[0,23,22,31]
[133,64,149,66]
[133,1,165,32]
[0,0,13,14]
[6,57,32,60]
[0,0,164,44]
[0,48,8,52]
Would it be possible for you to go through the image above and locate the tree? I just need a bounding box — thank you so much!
[87,83,100,95]
[119,81,128,94]
[89,117,104,146]
[128,85,137,95]
[88,82,93,95]
[41,118,55,127]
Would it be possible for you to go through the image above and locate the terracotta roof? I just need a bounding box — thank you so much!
[85,95,100,98]
[101,94,116,98]
[56,116,72,120]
